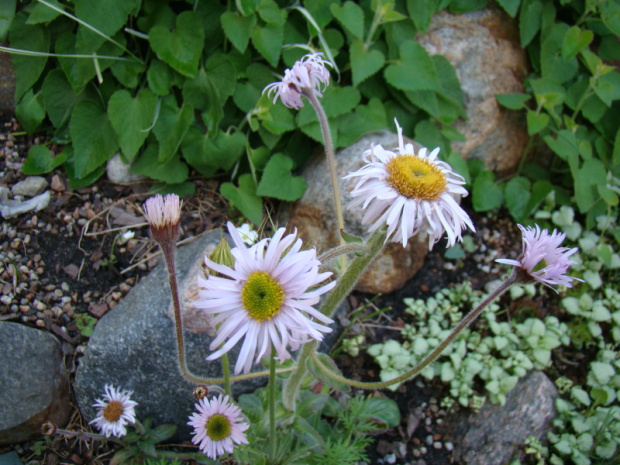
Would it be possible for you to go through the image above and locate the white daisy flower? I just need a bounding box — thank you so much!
[89,385,138,438]
[188,394,249,460]
[496,224,582,292]
[195,222,336,374]
[344,119,475,249]
[263,53,332,109]
[235,223,259,246]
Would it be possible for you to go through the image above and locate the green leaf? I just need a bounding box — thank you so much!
[181,129,246,178]
[9,13,49,102]
[260,101,296,135]
[233,63,274,112]
[147,60,173,97]
[472,170,504,211]
[251,22,283,67]
[543,129,579,161]
[110,60,146,89]
[64,146,107,189]
[221,11,256,53]
[130,143,188,184]
[519,0,543,48]
[526,110,549,135]
[497,0,521,17]
[337,98,387,147]
[220,174,263,225]
[540,24,579,84]
[407,0,438,33]
[26,0,63,24]
[561,26,593,61]
[16,90,45,133]
[0,0,15,42]
[108,89,157,162]
[70,100,118,178]
[148,11,205,78]
[592,79,614,107]
[505,176,531,221]
[572,158,607,213]
[496,93,531,110]
[449,0,488,13]
[74,0,140,52]
[589,362,615,385]
[257,153,306,201]
[330,1,364,39]
[153,101,194,164]
[22,146,68,175]
[41,69,81,128]
[384,40,441,92]
[358,397,401,428]
[257,0,286,25]
[149,424,177,443]
[350,39,385,87]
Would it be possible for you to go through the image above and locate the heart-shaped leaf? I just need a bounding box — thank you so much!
[108,88,158,162]
[472,170,504,212]
[496,93,531,110]
[350,39,385,87]
[220,174,263,225]
[130,143,188,185]
[22,145,68,175]
[561,26,593,61]
[9,13,49,101]
[16,90,45,133]
[221,11,256,53]
[251,22,283,67]
[153,100,194,164]
[70,100,118,178]
[149,11,204,78]
[257,153,306,201]
[181,129,246,177]
[330,2,364,39]
[384,41,440,92]
[526,110,549,135]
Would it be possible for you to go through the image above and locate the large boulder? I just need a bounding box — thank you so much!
[0,322,72,445]
[418,8,529,173]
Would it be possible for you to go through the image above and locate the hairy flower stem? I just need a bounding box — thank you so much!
[269,348,277,463]
[222,353,231,396]
[283,228,387,410]
[160,241,293,385]
[310,273,519,390]
[304,89,347,272]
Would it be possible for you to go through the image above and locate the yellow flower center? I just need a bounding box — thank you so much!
[103,401,123,422]
[386,154,447,201]
[241,271,285,321]
[206,414,232,441]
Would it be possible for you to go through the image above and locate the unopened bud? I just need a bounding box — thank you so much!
[143,194,182,244]
[41,421,57,436]
[208,237,235,273]
[193,385,209,400]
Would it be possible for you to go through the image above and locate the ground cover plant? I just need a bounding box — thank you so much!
[2,0,620,464]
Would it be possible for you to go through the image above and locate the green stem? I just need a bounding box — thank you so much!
[222,353,231,396]
[310,275,518,390]
[269,347,277,463]
[304,89,347,273]
[283,228,387,410]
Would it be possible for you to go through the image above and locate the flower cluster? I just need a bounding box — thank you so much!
[264,53,332,109]
[345,119,475,249]
[496,224,582,291]
[195,222,336,374]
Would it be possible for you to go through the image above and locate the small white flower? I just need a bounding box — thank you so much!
[235,223,258,246]
[195,222,336,374]
[188,394,249,460]
[496,224,582,292]
[89,385,137,438]
[344,119,475,249]
[263,53,332,109]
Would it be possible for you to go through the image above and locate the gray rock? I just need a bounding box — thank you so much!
[452,371,558,465]
[0,322,72,446]
[75,230,345,440]
[106,154,147,184]
[0,187,51,218]
[11,176,49,197]
[281,131,429,295]
[418,8,529,173]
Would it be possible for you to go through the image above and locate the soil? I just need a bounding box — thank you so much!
[0,114,548,465]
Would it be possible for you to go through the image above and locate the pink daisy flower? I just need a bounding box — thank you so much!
[188,394,249,460]
[344,119,475,249]
[143,193,182,244]
[89,385,138,438]
[263,53,332,109]
[496,224,582,292]
[195,222,336,374]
